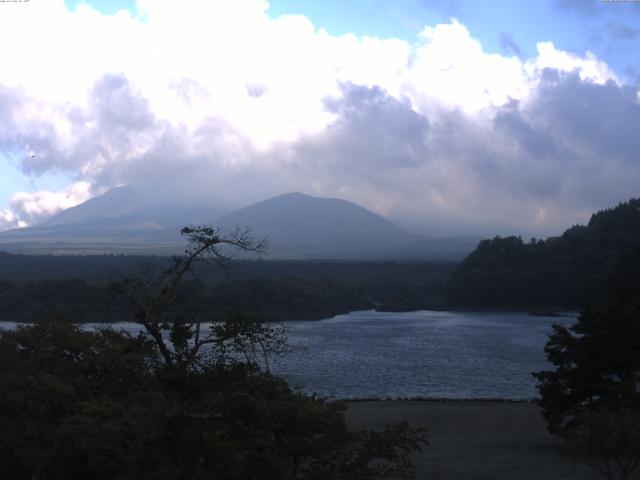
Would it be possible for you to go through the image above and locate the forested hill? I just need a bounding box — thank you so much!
[448,198,640,308]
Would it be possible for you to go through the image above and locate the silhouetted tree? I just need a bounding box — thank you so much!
[534,247,640,479]
[110,225,279,371]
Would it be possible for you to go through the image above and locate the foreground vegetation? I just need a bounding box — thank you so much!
[0,227,428,479]
[534,246,640,479]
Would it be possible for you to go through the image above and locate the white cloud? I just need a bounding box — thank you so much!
[0,209,27,231]
[528,41,618,85]
[402,21,527,114]
[0,0,637,234]
[9,181,92,225]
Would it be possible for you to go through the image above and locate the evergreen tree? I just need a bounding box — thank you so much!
[534,247,640,479]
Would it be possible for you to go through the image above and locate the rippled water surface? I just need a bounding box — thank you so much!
[274,310,576,400]
[1,310,576,400]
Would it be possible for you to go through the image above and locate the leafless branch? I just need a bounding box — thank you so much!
[111,225,283,371]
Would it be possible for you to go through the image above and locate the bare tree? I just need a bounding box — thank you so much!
[112,225,288,371]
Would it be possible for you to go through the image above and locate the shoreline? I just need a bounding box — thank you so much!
[0,305,580,325]
[345,396,537,403]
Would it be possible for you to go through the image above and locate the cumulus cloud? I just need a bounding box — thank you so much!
[0,209,27,231]
[0,0,638,235]
[8,181,93,226]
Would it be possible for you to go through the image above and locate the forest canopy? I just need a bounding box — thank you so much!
[448,198,640,308]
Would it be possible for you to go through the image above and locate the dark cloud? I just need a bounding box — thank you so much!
[92,75,155,132]
[554,0,640,17]
[553,0,600,16]
[320,84,429,169]
[292,73,640,228]
[3,69,640,235]
[494,103,559,160]
[532,74,640,164]
[607,21,639,40]
[420,0,460,16]
[499,32,523,57]
[489,72,640,210]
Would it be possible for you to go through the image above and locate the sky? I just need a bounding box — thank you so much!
[0,0,639,236]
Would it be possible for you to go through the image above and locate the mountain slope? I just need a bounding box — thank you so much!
[40,185,223,231]
[40,185,143,227]
[0,186,224,254]
[216,192,476,259]
[0,189,477,259]
[217,192,410,257]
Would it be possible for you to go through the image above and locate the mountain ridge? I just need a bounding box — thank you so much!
[0,187,478,259]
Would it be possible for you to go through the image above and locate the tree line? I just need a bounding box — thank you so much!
[449,198,640,308]
[0,260,453,322]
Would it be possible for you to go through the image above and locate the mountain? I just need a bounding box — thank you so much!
[40,185,143,228]
[0,189,478,259]
[448,198,640,307]
[216,192,477,259]
[0,186,224,254]
[40,185,224,231]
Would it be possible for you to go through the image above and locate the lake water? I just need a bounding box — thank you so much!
[0,310,576,400]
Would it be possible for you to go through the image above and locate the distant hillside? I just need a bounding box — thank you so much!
[0,186,224,254]
[41,186,222,232]
[40,185,143,227]
[0,189,477,259]
[218,192,411,245]
[216,192,476,259]
[448,198,640,307]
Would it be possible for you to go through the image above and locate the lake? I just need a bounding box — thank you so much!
[0,310,576,400]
